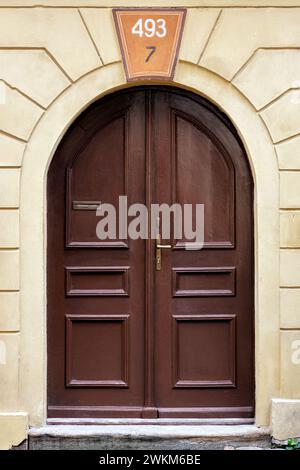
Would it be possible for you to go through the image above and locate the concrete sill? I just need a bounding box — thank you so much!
[27,423,271,450]
[29,423,270,439]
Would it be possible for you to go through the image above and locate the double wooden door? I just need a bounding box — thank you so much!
[47,87,254,420]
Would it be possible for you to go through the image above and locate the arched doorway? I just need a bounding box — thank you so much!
[47,86,254,420]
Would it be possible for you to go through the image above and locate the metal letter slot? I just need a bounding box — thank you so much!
[72,201,101,211]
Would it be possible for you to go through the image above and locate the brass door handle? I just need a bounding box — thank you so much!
[156,234,172,271]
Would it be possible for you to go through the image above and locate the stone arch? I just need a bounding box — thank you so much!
[19,61,279,426]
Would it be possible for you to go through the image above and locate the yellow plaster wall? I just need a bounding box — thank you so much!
[0,0,300,447]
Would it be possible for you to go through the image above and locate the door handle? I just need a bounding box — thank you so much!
[156,234,172,271]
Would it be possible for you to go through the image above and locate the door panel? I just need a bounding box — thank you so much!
[47,87,254,419]
[67,115,128,247]
[172,314,236,388]
[174,113,235,248]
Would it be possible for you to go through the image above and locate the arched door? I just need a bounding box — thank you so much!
[47,87,254,420]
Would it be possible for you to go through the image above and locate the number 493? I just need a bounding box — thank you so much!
[131,18,167,38]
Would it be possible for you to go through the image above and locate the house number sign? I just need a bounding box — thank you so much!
[113,8,186,81]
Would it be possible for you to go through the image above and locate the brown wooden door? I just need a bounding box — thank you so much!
[47,87,254,420]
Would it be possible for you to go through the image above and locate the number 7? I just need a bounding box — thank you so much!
[145,46,156,63]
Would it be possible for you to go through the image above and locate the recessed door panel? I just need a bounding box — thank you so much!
[174,113,235,248]
[67,114,128,248]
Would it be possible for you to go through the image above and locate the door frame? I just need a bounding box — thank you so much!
[19,61,280,427]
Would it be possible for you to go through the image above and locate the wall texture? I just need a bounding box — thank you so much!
[0,0,300,448]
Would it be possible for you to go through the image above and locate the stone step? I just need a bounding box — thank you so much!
[28,424,271,450]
